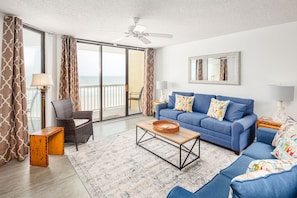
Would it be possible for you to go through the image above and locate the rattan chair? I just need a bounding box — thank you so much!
[51,98,94,151]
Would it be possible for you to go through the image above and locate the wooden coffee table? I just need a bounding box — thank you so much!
[136,120,200,170]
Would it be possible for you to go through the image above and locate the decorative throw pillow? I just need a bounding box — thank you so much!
[246,159,297,173]
[224,101,246,122]
[207,98,230,121]
[271,132,297,160]
[174,94,194,112]
[272,116,297,146]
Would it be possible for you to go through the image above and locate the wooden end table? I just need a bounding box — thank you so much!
[257,117,282,130]
[30,127,64,167]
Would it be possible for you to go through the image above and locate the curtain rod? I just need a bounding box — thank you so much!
[77,38,146,51]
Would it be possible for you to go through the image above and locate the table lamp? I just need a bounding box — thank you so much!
[156,81,167,102]
[269,84,294,123]
[31,73,53,128]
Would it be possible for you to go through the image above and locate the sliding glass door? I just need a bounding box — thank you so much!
[77,43,101,121]
[128,49,144,115]
[77,41,144,121]
[102,46,126,120]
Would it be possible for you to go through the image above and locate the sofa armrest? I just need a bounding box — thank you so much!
[155,103,168,119]
[231,114,257,152]
[167,186,198,198]
[257,127,277,145]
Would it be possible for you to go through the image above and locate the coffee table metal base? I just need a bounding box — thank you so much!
[136,126,200,170]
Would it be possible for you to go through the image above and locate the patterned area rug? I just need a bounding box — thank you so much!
[65,129,238,198]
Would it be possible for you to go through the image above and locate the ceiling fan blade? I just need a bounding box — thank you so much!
[112,37,124,43]
[146,33,173,38]
[138,36,151,44]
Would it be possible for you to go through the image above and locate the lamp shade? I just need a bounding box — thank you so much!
[269,85,294,102]
[31,73,53,87]
[156,81,167,90]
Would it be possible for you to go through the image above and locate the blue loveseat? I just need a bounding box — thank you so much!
[167,127,297,198]
[155,91,257,154]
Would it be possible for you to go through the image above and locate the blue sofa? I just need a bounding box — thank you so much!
[155,92,257,154]
[167,127,297,198]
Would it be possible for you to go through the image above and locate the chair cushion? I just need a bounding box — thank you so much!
[74,119,89,127]
[177,112,208,126]
[242,142,276,159]
[201,117,232,136]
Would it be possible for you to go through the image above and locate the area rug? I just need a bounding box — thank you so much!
[65,129,238,198]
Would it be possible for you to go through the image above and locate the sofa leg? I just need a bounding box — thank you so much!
[234,151,240,155]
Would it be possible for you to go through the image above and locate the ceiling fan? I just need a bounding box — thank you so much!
[113,17,173,44]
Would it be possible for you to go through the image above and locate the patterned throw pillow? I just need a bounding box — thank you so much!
[272,132,297,160]
[174,94,194,112]
[272,116,297,146]
[246,159,297,173]
[271,117,297,160]
[207,98,230,121]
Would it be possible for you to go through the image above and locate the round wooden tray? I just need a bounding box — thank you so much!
[153,120,179,133]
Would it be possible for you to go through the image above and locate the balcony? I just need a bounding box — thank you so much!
[27,84,141,133]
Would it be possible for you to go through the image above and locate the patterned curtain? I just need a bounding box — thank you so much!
[59,36,81,111]
[142,48,154,116]
[220,58,228,81]
[0,16,28,166]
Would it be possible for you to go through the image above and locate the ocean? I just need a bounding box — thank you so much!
[79,76,125,85]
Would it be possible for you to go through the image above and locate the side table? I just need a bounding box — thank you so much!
[257,117,282,130]
[30,127,64,167]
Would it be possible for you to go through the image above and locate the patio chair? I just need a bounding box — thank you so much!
[129,87,144,112]
[51,98,94,151]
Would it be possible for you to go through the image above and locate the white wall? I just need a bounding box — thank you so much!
[155,21,297,119]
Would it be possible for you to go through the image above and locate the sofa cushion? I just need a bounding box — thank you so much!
[174,94,195,112]
[224,101,247,122]
[243,142,276,159]
[194,174,231,198]
[177,112,208,126]
[159,109,184,120]
[216,95,254,115]
[230,165,297,198]
[201,117,232,136]
[192,93,216,114]
[207,98,230,121]
[168,91,194,109]
[220,155,254,179]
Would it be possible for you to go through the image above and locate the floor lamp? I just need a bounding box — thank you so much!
[31,73,53,129]
[269,84,294,123]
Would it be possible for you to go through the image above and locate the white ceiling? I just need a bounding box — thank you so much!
[1,0,297,48]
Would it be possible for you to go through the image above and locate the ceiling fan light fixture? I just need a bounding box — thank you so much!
[133,25,146,33]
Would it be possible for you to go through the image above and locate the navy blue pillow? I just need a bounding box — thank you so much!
[224,101,246,121]
[168,95,175,108]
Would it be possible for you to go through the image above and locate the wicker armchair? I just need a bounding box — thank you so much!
[51,98,94,151]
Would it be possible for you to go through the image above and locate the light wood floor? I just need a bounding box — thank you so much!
[0,115,152,198]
